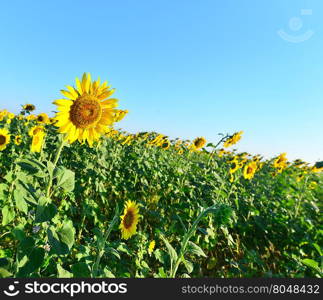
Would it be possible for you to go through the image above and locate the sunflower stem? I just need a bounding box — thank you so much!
[92,204,119,278]
[45,138,65,198]
[207,135,229,167]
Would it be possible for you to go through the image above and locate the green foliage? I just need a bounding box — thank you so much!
[0,118,322,278]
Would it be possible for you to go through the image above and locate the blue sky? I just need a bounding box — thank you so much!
[0,0,322,163]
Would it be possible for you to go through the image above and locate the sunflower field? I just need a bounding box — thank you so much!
[0,73,322,278]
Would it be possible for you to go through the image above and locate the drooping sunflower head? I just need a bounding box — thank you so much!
[53,73,119,146]
[193,137,206,150]
[23,104,36,112]
[223,131,243,148]
[37,113,50,124]
[0,128,10,151]
[14,135,22,145]
[30,131,45,153]
[119,200,141,240]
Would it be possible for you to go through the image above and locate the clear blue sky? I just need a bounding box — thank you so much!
[0,0,322,163]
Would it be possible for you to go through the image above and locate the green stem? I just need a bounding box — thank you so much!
[92,205,119,278]
[207,135,229,166]
[46,139,65,197]
[170,205,218,278]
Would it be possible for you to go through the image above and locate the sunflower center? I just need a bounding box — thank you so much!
[123,210,134,229]
[0,135,6,145]
[38,116,44,122]
[247,166,253,174]
[70,95,102,128]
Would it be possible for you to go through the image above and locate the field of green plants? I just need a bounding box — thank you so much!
[0,74,322,278]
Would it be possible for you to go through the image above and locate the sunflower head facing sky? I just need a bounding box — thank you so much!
[0,128,10,151]
[119,200,141,240]
[193,137,206,150]
[53,73,120,146]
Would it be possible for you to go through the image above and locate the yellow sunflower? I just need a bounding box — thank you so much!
[30,132,45,153]
[53,73,119,146]
[29,125,45,137]
[273,153,287,171]
[160,139,171,150]
[193,137,206,150]
[119,200,141,240]
[148,240,156,255]
[229,158,241,174]
[8,112,15,119]
[23,104,36,112]
[0,128,10,151]
[243,161,257,180]
[14,135,22,145]
[36,113,50,124]
[223,131,243,148]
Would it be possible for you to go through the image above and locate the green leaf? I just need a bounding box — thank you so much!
[301,259,321,273]
[57,220,75,250]
[17,158,47,178]
[186,241,207,257]
[71,262,91,277]
[2,205,15,226]
[182,258,194,274]
[35,203,57,223]
[0,183,8,199]
[103,268,115,278]
[55,167,75,192]
[159,234,178,264]
[47,161,55,178]
[17,248,45,276]
[14,189,28,214]
[47,229,69,255]
[12,224,26,241]
[57,264,72,278]
[0,268,12,278]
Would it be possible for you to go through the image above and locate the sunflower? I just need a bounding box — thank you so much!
[119,201,141,240]
[8,113,15,119]
[223,131,243,148]
[36,113,50,124]
[229,158,241,174]
[28,125,45,137]
[0,128,10,151]
[148,240,156,255]
[160,139,170,150]
[23,104,36,112]
[273,153,287,170]
[243,161,257,180]
[193,137,206,150]
[14,135,22,145]
[53,73,119,146]
[30,131,45,153]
